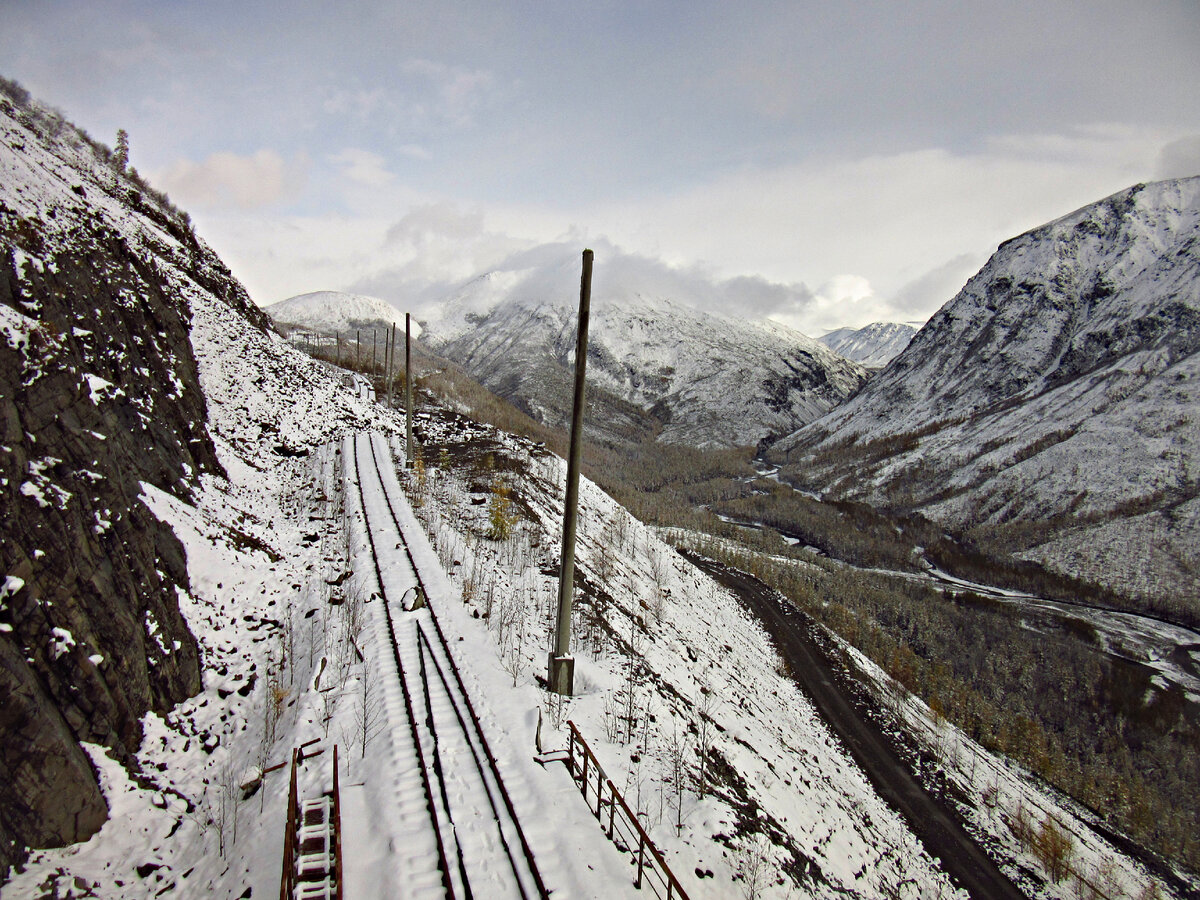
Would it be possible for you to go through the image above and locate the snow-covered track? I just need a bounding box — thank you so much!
[348,432,549,900]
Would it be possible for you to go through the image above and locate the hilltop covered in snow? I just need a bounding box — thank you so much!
[264,290,415,336]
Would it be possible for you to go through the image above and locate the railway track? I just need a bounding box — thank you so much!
[346,431,548,900]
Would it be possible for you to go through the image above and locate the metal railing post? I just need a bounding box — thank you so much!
[636,835,645,888]
[607,778,616,838]
[280,747,299,900]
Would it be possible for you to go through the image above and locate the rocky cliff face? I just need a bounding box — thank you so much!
[0,83,269,870]
[777,178,1200,610]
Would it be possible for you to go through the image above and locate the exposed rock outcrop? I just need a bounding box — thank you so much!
[0,82,268,870]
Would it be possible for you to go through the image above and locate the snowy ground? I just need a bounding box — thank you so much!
[5,275,1187,898]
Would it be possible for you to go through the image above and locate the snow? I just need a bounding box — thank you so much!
[818,322,917,368]
[783,177,1200,606]
[0,302,38,351]
[264,290,416,336]
[1,575,25,604]
[49,626,76,660]
[420,262,866,448]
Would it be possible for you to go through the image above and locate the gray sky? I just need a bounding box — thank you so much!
[4,0,1199,332]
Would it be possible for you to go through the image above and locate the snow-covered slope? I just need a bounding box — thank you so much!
[778,178,1200,609]
[264,290,415,335]
[818,322,917,368]
[420,255,867,449]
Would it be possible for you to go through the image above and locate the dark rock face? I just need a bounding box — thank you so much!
[0,89,263,872]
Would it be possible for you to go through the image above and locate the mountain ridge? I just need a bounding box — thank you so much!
[418,258,867,449]
[817,321,917,368]
[776,177,1200,612]
[264,289,414,335]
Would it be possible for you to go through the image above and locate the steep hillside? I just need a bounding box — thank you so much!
[263,289,412,335]
[420,257,867,449]
[818,322,917,368]
[776,178,1200,613]
[0,81,396,874]
[0,83,259,868]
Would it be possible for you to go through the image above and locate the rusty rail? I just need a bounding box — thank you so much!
[566,721,690,900]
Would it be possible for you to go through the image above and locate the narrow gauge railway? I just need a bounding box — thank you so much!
[346,431,548,900]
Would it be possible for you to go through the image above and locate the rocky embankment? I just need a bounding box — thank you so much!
[0,82,268,870]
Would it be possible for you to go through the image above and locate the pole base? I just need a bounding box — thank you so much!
[547,653,575,696]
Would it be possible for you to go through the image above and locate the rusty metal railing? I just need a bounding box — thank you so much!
[565,721,690,900]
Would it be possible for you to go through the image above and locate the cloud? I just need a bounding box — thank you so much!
[153,149,308,210]
[1155,136,1200,180]
[345,203,533,308]
[330,149,395,188]
[888,253,982,318]
[585,125,1164,329]
[401,58,498,128]
[176,128,1170,334]
[385,203,485,245]
[321,86,388,119]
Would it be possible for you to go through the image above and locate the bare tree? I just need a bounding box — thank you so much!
[663,715,693,832]
[209,759,241,858]
[734,834,774,900]
[353,674,385,759]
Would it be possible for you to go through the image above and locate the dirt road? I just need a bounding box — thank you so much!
[686,552,1028,900]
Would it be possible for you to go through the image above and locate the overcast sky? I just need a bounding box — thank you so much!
[4,1,1199,333]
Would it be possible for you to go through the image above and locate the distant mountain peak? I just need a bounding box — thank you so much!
[781,176,1200,607]
[817,322,916,368]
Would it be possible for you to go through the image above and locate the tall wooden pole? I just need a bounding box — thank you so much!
[405,313,414,465]
[372,329,377,374]
[384,323,394,408]
[549,249,593,696]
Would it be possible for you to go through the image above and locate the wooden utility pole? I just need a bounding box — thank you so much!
[384,323,393,408]
[405,313,414,465]
[372,329,377,374]
[549,249,593,696]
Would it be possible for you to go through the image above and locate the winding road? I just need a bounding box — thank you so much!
[686,552,1028,900]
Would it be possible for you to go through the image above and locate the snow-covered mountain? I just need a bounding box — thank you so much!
[777,178,1200,610]
[818,321,917,368]
[420,256,867,449]
[264,290,414,335]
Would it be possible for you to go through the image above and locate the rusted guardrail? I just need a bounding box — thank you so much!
[566,721,690,900]
[280,748,300,900]
[333,745,344,900]
[278,744,342,900]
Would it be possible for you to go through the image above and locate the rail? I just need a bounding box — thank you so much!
[565,721,691,900]
[350,431,549,899]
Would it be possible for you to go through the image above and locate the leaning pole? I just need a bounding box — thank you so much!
[549,249,593,696]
